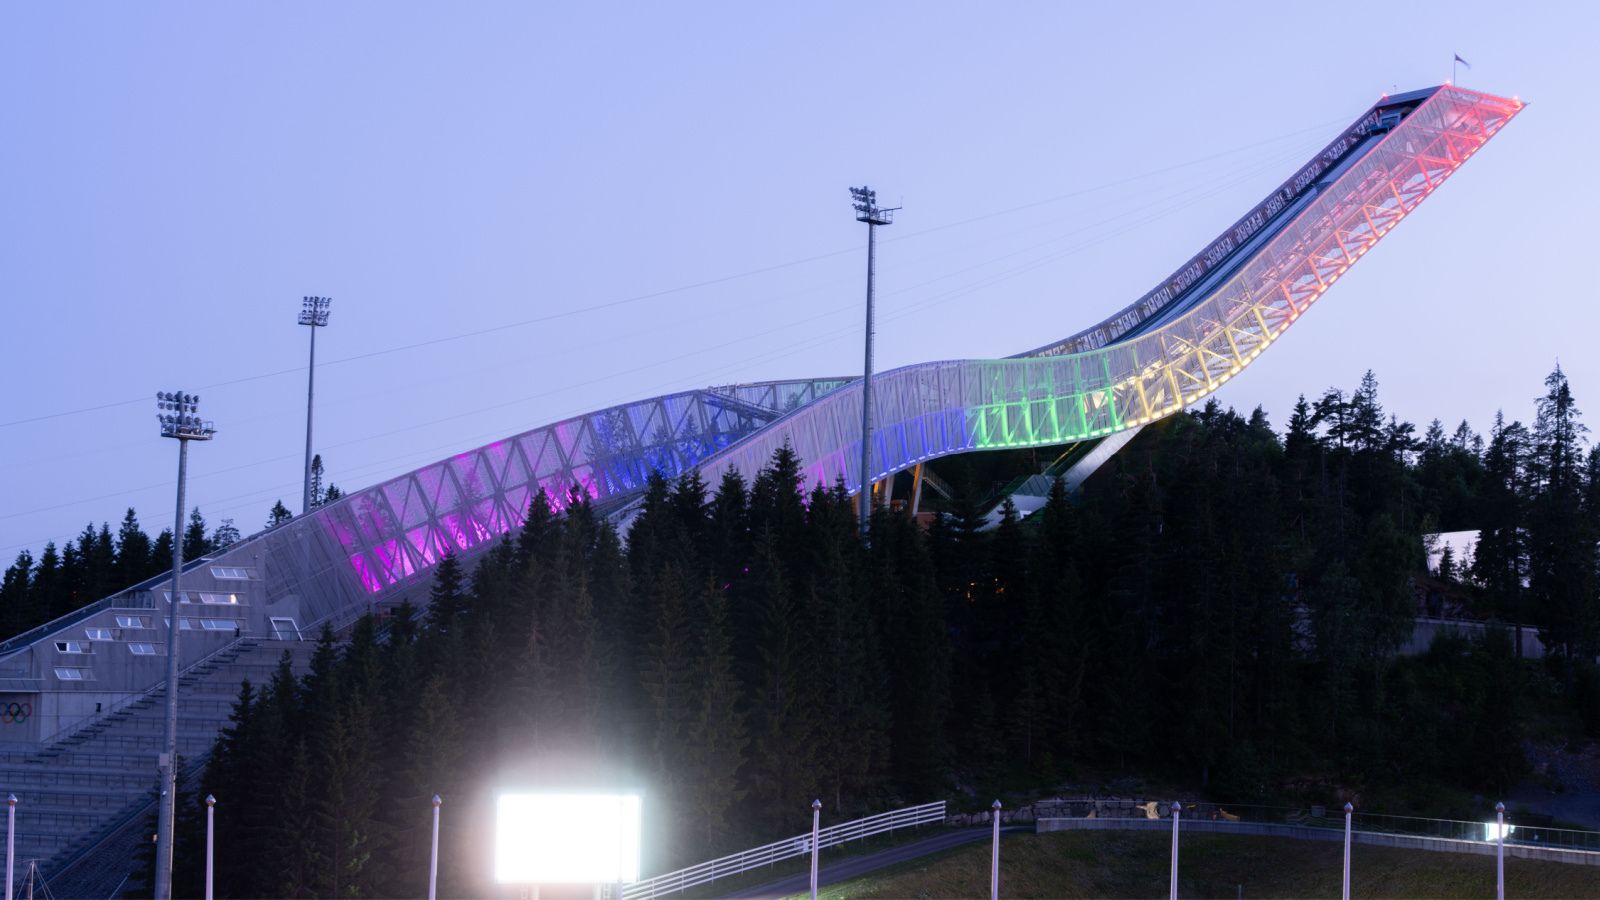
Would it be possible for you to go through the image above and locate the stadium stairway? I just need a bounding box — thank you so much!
[0,638,316,893]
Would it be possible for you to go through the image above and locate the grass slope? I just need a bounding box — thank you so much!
[807,831,1600,899]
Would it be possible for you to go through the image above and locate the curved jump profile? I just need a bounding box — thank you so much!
[0,86,1521,747]
[694,86,1522,496]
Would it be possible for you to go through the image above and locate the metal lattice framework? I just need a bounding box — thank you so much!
[693,86,1522,495]
[207,378,848,622]
[0,86,1522,715]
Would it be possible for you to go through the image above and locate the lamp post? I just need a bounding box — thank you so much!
[809,799,822,900]
[1168,802,1181,900]
[7,793,15,900]
[429,795,441,900]
[153,391,215,900]
[990,800,1002,900]
[205,794,215,900]
[1342,802,1353,900]
[849,186,897,538]
[298,296,331,515]
[1495,801,1505,900]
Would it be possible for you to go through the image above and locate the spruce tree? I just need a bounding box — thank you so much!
[425,552,468,635]
[868,509,950,797]
[149,529,174,574]
[738,527,823,833]
[1528,364,1598,669]
[310,454,326,506]
[0,552,34,637]
[1474,413,1531,641]
[41,541,72,617]
[183,507,211,559]
[637,561,700,864]
[115,508,153,588]
[266,500,293,528]
[688,581,749,850]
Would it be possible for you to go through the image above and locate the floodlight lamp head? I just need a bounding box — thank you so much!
[157,389,215,440]
[851,184,896,225]
[298,295,332,326]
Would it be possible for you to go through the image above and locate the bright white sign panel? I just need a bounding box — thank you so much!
[495,793,643,884]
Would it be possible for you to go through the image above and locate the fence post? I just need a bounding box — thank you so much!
[205,794,216,900]
[810,799,822,900]
[1169,802,1181,900]
[1341,802,1352,900]
[990,800,1002,900]
[1495,801,1505,900]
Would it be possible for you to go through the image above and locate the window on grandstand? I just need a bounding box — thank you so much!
[210,566,255,580]
[129,643,157,655]
[84,627,113,640]
[54,641,90,654]
[115,615,150,629]
[53,668,86,681]
[165,591,241,605]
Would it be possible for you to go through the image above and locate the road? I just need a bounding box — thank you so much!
[726,825,1030,899]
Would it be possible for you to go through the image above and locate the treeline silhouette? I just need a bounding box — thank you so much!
[0,509,222,637]
[1,479,342,638]
[152,366,1600,898]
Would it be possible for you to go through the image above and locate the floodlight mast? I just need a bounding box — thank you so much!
[851,186,897,538]
[152,391,215,900]
[298,296,331,515]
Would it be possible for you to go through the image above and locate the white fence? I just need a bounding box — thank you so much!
[621,800,947,899]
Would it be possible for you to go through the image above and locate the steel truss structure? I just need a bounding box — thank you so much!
[0,86,1520,733]
[269,378,851,606]
[695,86,1522,494]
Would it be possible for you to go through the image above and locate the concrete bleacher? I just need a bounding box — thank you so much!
[0,638,316,894]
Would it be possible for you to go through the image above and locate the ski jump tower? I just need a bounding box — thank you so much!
[0,85,1523,748]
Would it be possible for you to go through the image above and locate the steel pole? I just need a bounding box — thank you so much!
[429,795,441,900]
[1495,802,1505,900]
[1342,803,1352,900]
[154,438,188,900]
[809,799,821,900]
[857,222,877,538]
[990,800,1001,900]
[302,322,317,515]
[7,794,15,900]
[205,794,215,900]
[1169,802,1181,900]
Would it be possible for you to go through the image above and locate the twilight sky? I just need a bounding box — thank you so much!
[0,1,1593,558]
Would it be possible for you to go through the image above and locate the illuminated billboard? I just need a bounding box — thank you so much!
[494,793,643,884]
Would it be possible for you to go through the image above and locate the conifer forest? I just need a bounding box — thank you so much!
[10,369,1600,898]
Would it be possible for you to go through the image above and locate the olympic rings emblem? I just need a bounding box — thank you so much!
[0,702,30,724]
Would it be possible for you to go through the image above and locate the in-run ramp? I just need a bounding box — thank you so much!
[0,86,1522,756]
